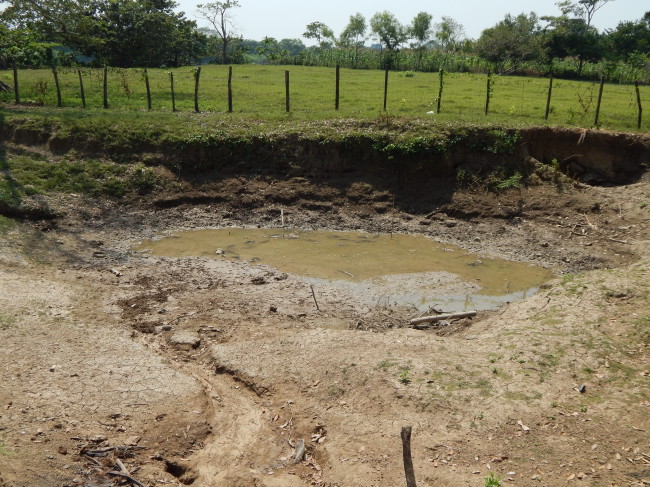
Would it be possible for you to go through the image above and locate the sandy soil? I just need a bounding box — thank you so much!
[0,167,649,487]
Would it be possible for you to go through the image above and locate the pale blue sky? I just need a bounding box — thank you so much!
[177,0,647,44]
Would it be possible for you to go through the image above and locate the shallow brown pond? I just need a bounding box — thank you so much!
[135,228,555,311]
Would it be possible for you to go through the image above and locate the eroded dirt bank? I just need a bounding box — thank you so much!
[0,126,649,487]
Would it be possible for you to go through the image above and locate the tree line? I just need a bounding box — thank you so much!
[1,0,649,83]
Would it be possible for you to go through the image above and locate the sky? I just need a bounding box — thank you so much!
[176,0,648,44]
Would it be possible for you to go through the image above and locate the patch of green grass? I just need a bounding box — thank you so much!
[0,153,161,202]
[0,314,16,330]
[2,65,648,131]
[0,215,17,230]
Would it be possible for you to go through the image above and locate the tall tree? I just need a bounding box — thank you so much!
[606,12,650,60]
[435,17,466,51]
[409,12,432,69]
[543,1,611,73]
[410,12,433,48]
[197,0,240,64]
[339,13,366,48]
[370,11,407,51]
[476,12,543,72]
[303,21,334,48]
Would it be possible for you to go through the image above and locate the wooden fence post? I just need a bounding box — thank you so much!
[285,70,290,112]
[194,66,201,113]
[383,68,389,111]
[103,65,109,109]
[170,71,176,112]
[485,71,492,116]
[12,62,19,104]
[144,68,152,110]
[594,75,605,127]
[401,426,417,487]
[77,69,86,108]
[228,66,233,113]
[437,68,444,113]
[634,81,643,129]
[545,73,554,121]
[52,66,62,107]
[335,64,340,111]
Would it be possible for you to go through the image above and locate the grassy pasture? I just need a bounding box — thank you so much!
[1,64,648,131]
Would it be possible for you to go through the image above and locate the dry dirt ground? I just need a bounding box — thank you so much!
[0,168,649,487]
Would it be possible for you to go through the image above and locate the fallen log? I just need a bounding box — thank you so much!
[409,311,477,326]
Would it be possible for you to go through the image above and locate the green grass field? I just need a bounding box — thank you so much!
[1,65,648,132]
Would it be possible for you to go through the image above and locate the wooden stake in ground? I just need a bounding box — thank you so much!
[485,71,492,116]
[103,65,109,109]
[77,69,86,108]
[194,67,201,113]
[594,75,605,127]
[285,70,290,112]
[52,66,62,107]
[12,62,19,104]
[401,426,417,487]
[169,71,176,112]
[228,66,233,113]
[635,81,642,130]
[437,69,444,113]
[309,284,319,311]
[144,68,152,110]
[383,68,389,111]
[545,73,554,121]
[335,64,340,110]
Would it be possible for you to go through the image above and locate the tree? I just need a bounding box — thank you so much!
[339,13,366,48]
[0,22,54,68]
[606,12,650,60]
[476,13,543,72]
[197,1,240,64]
[370,11,407,51]
[435,17,466,51]
[278,38,306,57]
[543,1,612,74]
[409,12,432,69]
[100,0,206,67]
[303,21,334,48]
[256,36,287,63]
[1,0,107,56]
[556,0,614,28]
[410,12,432,48]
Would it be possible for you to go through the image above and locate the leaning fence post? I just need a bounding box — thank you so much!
[144,68,152,110]
[12,62,19,104]
[594,75,605,127]
[228,66,233,113]
[545,73,554,121]
[103,65,109,109]
[194,66,201,113]
[285,70,290,112]
[437,68,444,113]
[335,64,340,110]
[169,71,176,112]
[52,66,62,107]
[401,426,417,487]
[485,71,492,116]
[634,81,643,129]
[77,69,86,108]
[383,68,389,111]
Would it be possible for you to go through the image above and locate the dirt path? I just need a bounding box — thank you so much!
[0,168,648,487]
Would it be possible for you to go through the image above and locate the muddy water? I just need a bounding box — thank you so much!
[135,228,554,311]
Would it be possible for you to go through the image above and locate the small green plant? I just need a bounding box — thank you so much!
[399,369,412,385]
[495,171,523,190]
[377,359,397,370]
[485,471,501,487]
[580,405,588,413]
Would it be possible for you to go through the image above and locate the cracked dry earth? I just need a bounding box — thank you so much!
[0,172,649,487]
